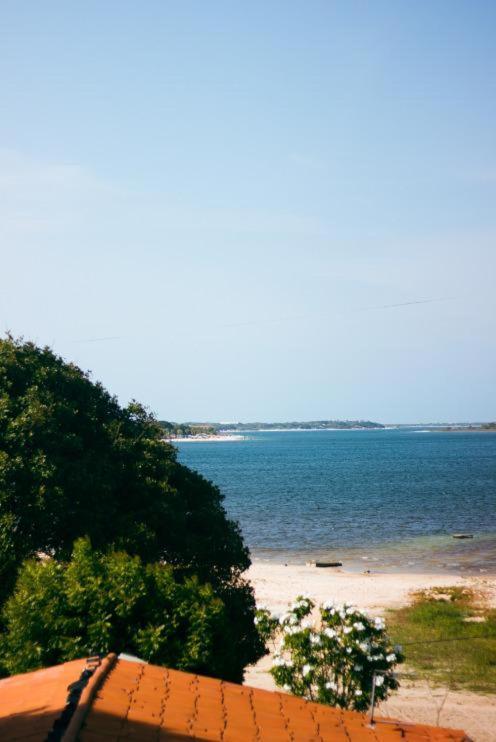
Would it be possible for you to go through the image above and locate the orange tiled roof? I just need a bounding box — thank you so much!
[0,655,470,741]
[0,657,89,740]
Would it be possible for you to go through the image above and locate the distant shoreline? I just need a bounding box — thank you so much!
[223,427,385,432]
[436,427,496,433]
[169,427,388,440]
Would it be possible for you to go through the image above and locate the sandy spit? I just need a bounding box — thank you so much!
[167,434,245,443]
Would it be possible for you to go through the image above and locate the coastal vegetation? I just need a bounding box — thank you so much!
[0,336,264,681]
[162,419,384,434]
[440,422,496,432]
[0,537,232,677]
[388,587,496,693]
[256,597,403,712]
[215,420,383,431]
[158,419,385,438]
[160,421,217,438]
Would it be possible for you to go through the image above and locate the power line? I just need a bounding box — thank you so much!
[402,633,495,646]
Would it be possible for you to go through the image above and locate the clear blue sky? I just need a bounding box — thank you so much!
[1,1,495,423]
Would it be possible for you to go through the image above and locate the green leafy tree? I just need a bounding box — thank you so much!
[0,336,263,680]
[0,538,234,677]
[257,596,403,711]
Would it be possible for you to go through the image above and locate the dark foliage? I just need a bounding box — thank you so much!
[0,336,263,680]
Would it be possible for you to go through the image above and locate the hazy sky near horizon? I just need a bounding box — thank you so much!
[1,1,495,423]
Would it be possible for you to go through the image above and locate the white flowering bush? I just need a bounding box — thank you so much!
[255,596,403,712]
[253,604,279,644]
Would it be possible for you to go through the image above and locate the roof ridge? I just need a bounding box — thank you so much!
[61,653,117,742]
[42,654,117,742]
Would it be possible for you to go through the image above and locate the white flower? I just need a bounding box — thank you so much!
[355,689,363,696]
[371,654,383,662]
[324,628,337,639]
[374,617,385,629]
[353,665,363,672]
[254,616,259,625]
[284,625,300,635]
[302,664,313,677]
[310,633,321,645]
[375,675,385,687]
[289,614,299,625]
[346,606,356,615]
[343,626,352,634]
[358,642,370,652]
[325,680,337,690]
[273,656,294,669]
[346,647,352,654]
[353,622,365,632]
[292,597,311,611]
[283,684,291,691]
[386,653,396,663]
[323,602,337,615]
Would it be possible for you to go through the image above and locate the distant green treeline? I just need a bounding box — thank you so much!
[160,420,384,436]
[159,421,217,437]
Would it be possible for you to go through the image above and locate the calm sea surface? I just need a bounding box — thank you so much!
[175,429,496,573]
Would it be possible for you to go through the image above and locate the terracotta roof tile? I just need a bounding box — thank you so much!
[0,658,88,740]
[0,656,471,741]
[80,659,470,741]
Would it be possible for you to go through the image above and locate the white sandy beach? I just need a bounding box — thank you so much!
[167,434,245,443]
[244,561,496,741]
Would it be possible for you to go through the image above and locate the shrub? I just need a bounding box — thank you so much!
[257,596,403,712]
[0,538,237,678]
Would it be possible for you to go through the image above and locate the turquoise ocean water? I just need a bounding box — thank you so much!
[175,429,496,573]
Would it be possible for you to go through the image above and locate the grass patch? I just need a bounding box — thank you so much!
[387,586,496,693]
